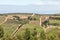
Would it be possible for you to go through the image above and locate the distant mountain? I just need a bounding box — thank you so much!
[0,5,60,14]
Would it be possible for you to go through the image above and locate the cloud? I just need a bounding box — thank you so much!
[31,1,45,5]
[0,0,60,5]
[46,1,60,5]
[32,1,60,5]
[0,0,16,5]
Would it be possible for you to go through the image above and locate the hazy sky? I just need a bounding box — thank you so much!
[0,0,60,14]
[0,0,60,5]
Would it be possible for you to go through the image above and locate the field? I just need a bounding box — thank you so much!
[49,19,60,26]
[0,13,60,40]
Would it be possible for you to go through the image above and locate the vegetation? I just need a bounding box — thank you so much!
[0,14,60,40]
[24,28,30,40]
[0,26,4,38]
[49,19,60,26]
[13,16,20,21]
[27,15,39,21]
[0,17,5,23]
[40,31,46,40]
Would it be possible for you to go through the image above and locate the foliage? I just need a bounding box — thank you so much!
[46,32,59,40]
[40,31,46,40]
[19,19,29,24]
[24,28,30,40]
[13,16,20,21]
[42,20,49,27]
[31,28,38,40]
[2,35,18,40]
[0,25,60,40]
[17,35,23,40]
[28,16,37,21]
[28,16,31,20]
[49,19,60,26]
[0,26,4,38]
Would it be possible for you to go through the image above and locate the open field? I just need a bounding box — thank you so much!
[0,13,60,40]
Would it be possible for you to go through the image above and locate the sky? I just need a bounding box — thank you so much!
[0,0,60,5]
[0,0,60,14]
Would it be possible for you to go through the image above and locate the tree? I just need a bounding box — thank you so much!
[13,16,20,21]
[28,16,31,20]
[28,16,33,21]
[42,20,49,28]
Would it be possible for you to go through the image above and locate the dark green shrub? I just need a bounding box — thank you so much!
[28,16,31,20]
[13,16,20,21]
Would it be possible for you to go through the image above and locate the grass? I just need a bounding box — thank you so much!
[0,15,60,39]
[16,23,44,36]
[1,19,20,36]
[0,17,5,23]
[0,18,43,37]
[1,18,60,37]
[49,19,60,26]
[0,15,41,38]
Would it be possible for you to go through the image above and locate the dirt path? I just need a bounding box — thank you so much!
[11,24,24,38]
[0,16,8,25]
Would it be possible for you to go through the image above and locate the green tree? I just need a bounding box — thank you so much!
[13,16,20,21]
[28,16,31,20]
[42,20,49,28]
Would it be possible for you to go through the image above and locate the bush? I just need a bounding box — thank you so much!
[19,19,29,24]
[24,28,30,40]
[40,31,46,40]
[2,35,18,40]
[17,35,23,40]
[31,28,38,40]
[28,16,31,20]
[13,16,20,21]
[28,16,37,21]
[46,32,59,40]
[0,26,4,38]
